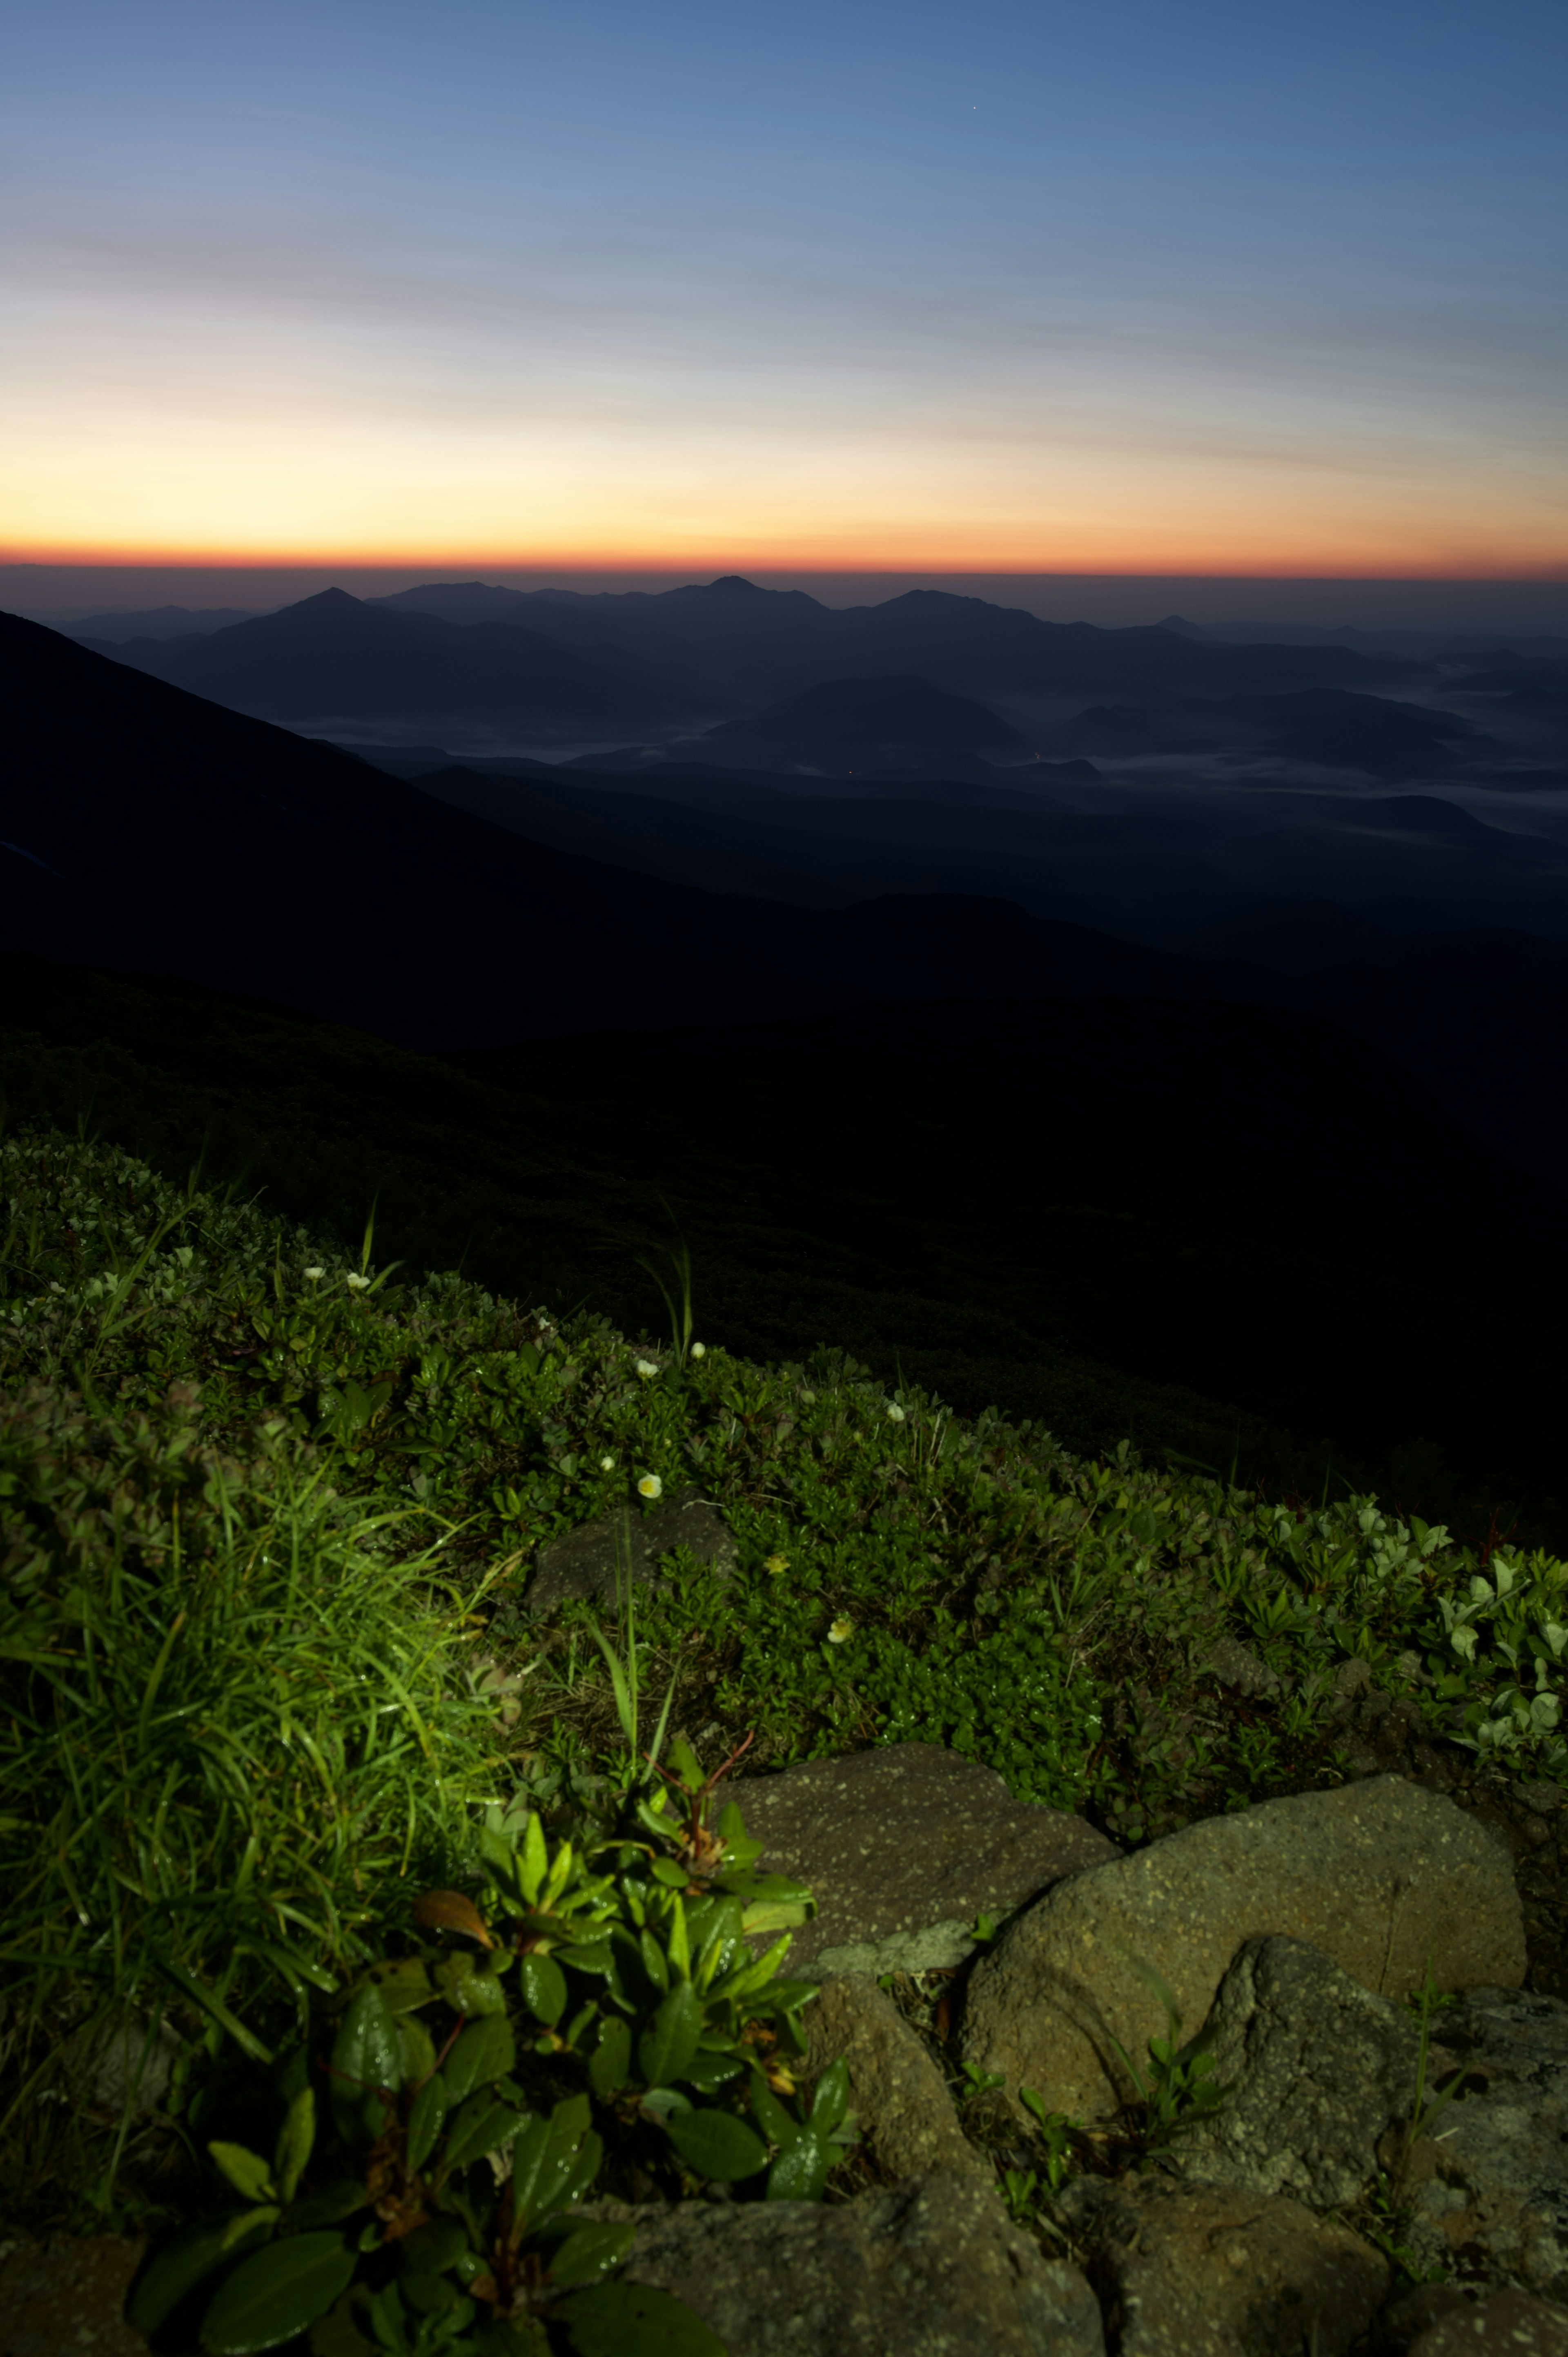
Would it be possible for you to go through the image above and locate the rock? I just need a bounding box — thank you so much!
[65,2010,184,2116]
[1200,1635,1282,1700]
[1403,1986,1568,2303]
[0,2230,150,2357]
[961,1776,1523,2122]
[1060,2173,1387,2357]
[1383,2283,1568,2354]
[803,1975,983,2182]
[525,1488,735,1617]
[1178,1936,1423,2210]
[598,2169,1104,2355]
[729,1742,1118,1978]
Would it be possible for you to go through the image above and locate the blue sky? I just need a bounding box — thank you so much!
[3,0,1564,570]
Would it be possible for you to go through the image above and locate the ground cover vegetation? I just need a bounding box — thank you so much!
[2,953,1563,1550]
[6,1117,1568,2343]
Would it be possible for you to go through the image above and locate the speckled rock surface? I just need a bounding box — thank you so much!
[1060,2173,1387,2357]
[961,1776,1524,2121]
[1178,1935,1423,2210]
[593,2169,1105,2355]
[1383,2283,1568,2354]
[729,1743,1117,1977]
[803,1974,984,2181]
[525,1487,735,1617]
[1405,1987,1568,2303]
[0,2231,149,2357]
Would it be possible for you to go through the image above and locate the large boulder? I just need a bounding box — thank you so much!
[1059,2174,1388,2357]
[596,2170,1105,2356]
[961,1777,1523,2121]
[1404,1986,1568,2303]
[802,1974,984,2182]
[1384,2285,1568,2355]
[0,2230,150,2357]
[1177,1936,1424,2210]
[731,1743,1116,1978]
[525,1487,735,1617]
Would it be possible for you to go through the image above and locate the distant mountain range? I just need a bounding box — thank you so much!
[7,606,1568,1205]
[74,588,703,737]
[69,576,1427,751]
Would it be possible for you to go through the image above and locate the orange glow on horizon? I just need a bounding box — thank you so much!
[6,535,1565,582]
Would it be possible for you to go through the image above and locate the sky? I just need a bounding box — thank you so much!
[2,0,1565,577]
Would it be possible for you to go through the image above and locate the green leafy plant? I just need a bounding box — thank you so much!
[1102,1958,1226,2155]
[125,1786,840,2350]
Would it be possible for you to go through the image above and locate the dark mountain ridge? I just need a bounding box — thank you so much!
[368,574,1417,704]
[78,587,702,734]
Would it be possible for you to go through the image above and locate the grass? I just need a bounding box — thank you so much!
[4,1119,1568,2239]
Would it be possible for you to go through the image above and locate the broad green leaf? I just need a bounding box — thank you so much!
[407,2071,448,2174]
[647,1858,688,1888]
[434,1951,509,2016]
[519,1951,568,2027]
[748,2078,798,2153]
[766,2122,833,2201]
[639,1929,670,1995]
[554,1939,613,1977]
[401,2272,468,2319]
[399,2219,469,2279]
[273,2087,315,2206]
[127,2216,272,2333]
[638,1982,703,2090]
[810,2058,850,2137]
[665,1896,691,1982]
[360,1958,435,2016]
[200,2232,356,2354]
[329,1985,401,2150]
[443,2011,516,2103]
[287,2180,370,2232]
[440,2093,522,2176]
[666,2106,768,2183]
[587,2016,632,2098]
[711,1937,791,2006]
[209,2141,276,2205]
[304,2286,374,2357]
[714,1802,764,1871]
[221,2207,281,2252]
[555,2281,726,2357]
[512,2095,593,2228]
[541,1837,577,1911]
[395,2012,438,2087]
[680,2048,745,2092]
[547,2223,636,2290]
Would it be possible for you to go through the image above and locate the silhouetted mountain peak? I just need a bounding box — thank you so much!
[708,575,761,591]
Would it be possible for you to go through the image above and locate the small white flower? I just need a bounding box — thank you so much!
[886,1403,906,1423]
[638,1474,663,1500]
[599,1454,616,1472]
[346,1272,371,1291]
[827,1617,854,1644]
[303,1266,325,1281]
[689,1341,706,1359]
[635,1358,659,1378]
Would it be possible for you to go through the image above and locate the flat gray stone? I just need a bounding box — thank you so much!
[1178,1936,1423,2210]
[961,1776,1524,2123]
[728,1743,1118,1978]
[595,2170,1104,2356]
[525,1488,735,1617]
